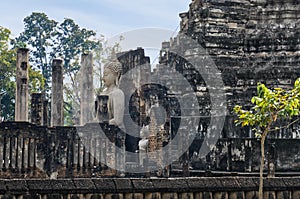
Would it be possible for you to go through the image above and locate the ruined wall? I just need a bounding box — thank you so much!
[117,48,151,153]
[1,118,300,176]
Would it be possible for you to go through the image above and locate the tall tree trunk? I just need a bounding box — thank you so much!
[259,134,266,199]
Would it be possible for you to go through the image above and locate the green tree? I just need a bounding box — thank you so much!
[0,26,16,120]
[29,67,45,93]
[16,12,101,125]
[53,18,100,74]
[0,26,45,121]
[234,79,300,199]
[15,12,57,91]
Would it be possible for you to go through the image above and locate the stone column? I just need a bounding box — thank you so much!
[51,59,64,126]
[15,48,29,122]
[43,98,49,126]
[80,53,94,125]
[31,93,43,125]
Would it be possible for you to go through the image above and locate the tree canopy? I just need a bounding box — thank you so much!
[0,26,16,120]
[15,12,101,93]
[14,12,102,125]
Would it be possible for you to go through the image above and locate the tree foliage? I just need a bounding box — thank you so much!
[15,12,101,94]
[234,78,300,199]
[15,12,101,125]
[0,26,45,120]
[0,26,16,121]
[15,12,57,90]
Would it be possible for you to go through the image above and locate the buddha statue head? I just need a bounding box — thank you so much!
[103,60,122,89]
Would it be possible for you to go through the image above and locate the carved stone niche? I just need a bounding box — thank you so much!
[95,95,109,122]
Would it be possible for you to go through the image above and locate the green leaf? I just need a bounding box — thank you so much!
[251,96,263,104]
[255,132,262,138]
[295,78,300,88]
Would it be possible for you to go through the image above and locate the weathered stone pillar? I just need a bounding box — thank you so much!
[51,59,64,126]
[31,93,43,125]
[43,99,49,126]
[80,53,94,125]
[15,48,29,122]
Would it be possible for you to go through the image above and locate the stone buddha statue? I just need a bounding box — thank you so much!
[96,60,125,131]
[95,60,126,175]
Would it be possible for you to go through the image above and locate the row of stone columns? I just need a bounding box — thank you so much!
[14,48,94,126]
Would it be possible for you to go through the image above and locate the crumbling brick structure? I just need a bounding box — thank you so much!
[116,0,300,172]
[160,0,300,135]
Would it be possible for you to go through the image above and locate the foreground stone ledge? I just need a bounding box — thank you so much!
[0,177,299,195]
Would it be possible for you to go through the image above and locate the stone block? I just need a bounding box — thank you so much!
[131,179,154,192]
[51,179,77,194]
[264,178,286,191]
[27,180,53,194]
[114,179,133,192]
[187,178,223,192]
[151,178,188,192]
[73,179,96,193]
[283,178,300,189]
[220,177,241,191]
[93,179,116,193]
[5,180,28,194]
[235,178,258,191]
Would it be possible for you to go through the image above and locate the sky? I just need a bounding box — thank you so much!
[0,0,190,62]
[0,0,191,63]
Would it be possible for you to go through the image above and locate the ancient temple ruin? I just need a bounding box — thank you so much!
[0,0,299,198]
[0,0,300,180]
[112,0,300,173]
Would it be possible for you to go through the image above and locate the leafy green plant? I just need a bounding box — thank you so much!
[234,78,300,199]
[0,26,16,120]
